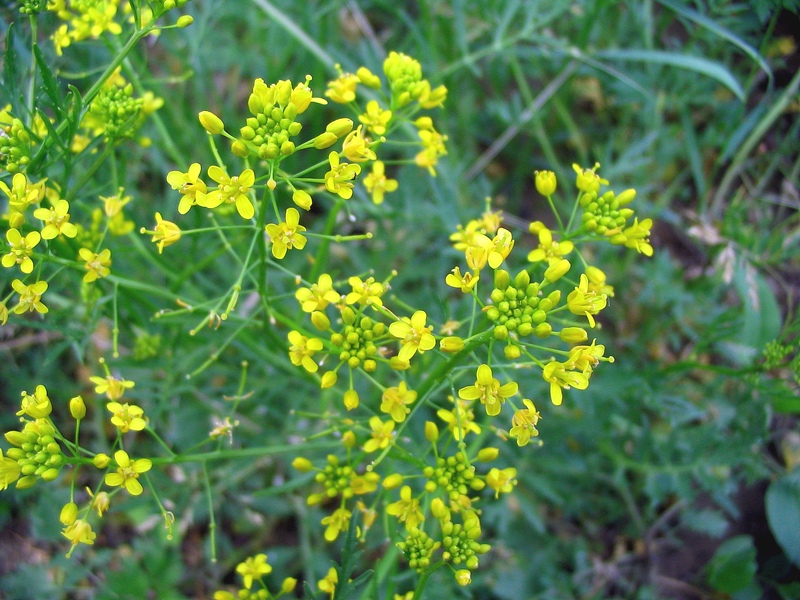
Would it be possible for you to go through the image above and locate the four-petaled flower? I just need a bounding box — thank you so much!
[17,385,51,419]
[266,207,307,259]
[363,416,395,452]
[386,485,424,530]
[321,506,352,542]
[148,212,181,253]
[235,553,272,590]
[437,397,482,441]
[566,273,607,328]
[107,401,146,433]
[380,381,418,422]
[509,399,541,447]
[390,310,436,362]
[363,160,398,205]
[89,374,135,400]
[295,273,340,312]
[485,467,517,498]
[204,166,256,219]
[287,330,323,373]
[33,199,78,239]
[12,279,48,314]
[79,248,112,282]
[324,152,361,200]
[2,228,40,273]
[359,100,392,136]
[167,162,207,214]
[458,364,518,416]
[445,266,478,293]
[527,222,573,265]
[346,276,385,308]
[542,360,589,406]
[104,450,152,496]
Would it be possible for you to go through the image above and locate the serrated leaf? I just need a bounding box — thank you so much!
[766,470,800,567]
[594,48,745,101]
[706,535,757,593]
[33,43,64,116]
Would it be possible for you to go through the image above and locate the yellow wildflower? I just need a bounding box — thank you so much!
[458,364,518,416]
[345,276,385,308]
[573,162,608,193]
[321,506,352,542]
[17,385,51,419]
[0,449,21,490]
[287,330,323,373]
[359,100,392,136]
[204,167,256,219]
[325,69,359,103]
[106,401,146,433]
[89,374,134,401]
[527,222,573,265]
[542,360,589,406]
[2,228,40,274]
[386,485,424,530]
[236,553,272,590]
[475,228,514,269]
[437,396,481,441]
[78,248,112,282]
[146,212,182,253]
[363,416,395,452]
[342,125,376,162]
[33,199,78,239]
[266,207,307,259]
[11,279,48,314]
[567,274,607,328]
[509,399,541,446]
[445,266,479,293]
[167,163,207,214]
[363,160,398,205]
[486,467,517,498]
[62,520,96,555]
[324,151,361,200]
[380,381,418,422]
[295,273,340,312]
[318,567,338,599]
[389,310,436,362]
[104,450,152,496]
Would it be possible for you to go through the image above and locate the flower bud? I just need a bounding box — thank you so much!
[176,15,194,28]
[504,344,521,360]
[559,327,588,343]
[198,111,224,134]
[455,569,472,586]
[292,189,312,210]
[534,170,557,196]
[281,578,298,594]
[231,140,249,157]
[312,132,338,149]
[477,447,499,462]
[292,457,313,472]
[544,259,571,283]
[389,356,410,371]
[92,453,110,469]
[311,310,331,331]
[342,430,356,448]
[382,473,404,490]
[321,371,338,389]
[616,188,636,206]
[356,67,382,89]
[534,322,553,338]
[425,421,439,443]
[494,269,510,291]
[60,502,78,526]
[69,395,86,420]
[344,389,359,410]
[325,118,354,138]
[440,336,464,353]
[431,497,449,519]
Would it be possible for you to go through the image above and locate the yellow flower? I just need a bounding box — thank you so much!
[0,448,21,490]
[363,160,398,205]
[324,151,361,200]
[325,69,359,103]
[486,467,517,498]
[509,399,541,447]
[318,567,338,598]
[542,360,589,406]
[359,100,392,136]
[2,228,40,274]
[204,167,256,219]
[437,397,482,441]
[266,207,307,259]
[415,125,447,176]
[534,170,557,196]
[33,199,78,239]
[475,228,514,269]
[567,274,607,328]
[573,162,608,193]
[287,330,323,373]
[527,222,573,265]
[147,212,181,253]
[321,506,352,542]
[458,364,518,416]
[341,125,376,162]
[78,248,112,282]
[106,401,146,433]
[167,163,207,214]
[295,274,340,312]
[445,266,479,293]
[345,276,385,308]
[0,172,45,228]
[17,385,51,419]
[104,450,152,496]
[11,279,48,314]
[236,553,272,590]
[62,520,96,555]
[389,310,436,362]
[618,217,654,257]
[89,374,135,401]
[380,381,418,422]
[585,265,614,297]
[386,485,424,530]
[87,489,110,517]
[363,416,395,452]
[566,340,610,374]
[101,189,131,218]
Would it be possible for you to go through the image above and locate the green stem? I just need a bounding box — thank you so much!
[412,561,446,600]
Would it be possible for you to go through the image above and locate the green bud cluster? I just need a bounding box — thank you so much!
[423,453,482,502]
[18,0,47,14]
[89,82,144,140]
[383,52,426,107]
[4,419,64,489]
[0,117,35,173]
[133,333,162,361]
[314,454,355,500]
[240,83,306,160]
[330,309,385,371]
[579,189,635,236]
[397,528,440,572]
[485,269,561,340]
[440,511,491,569]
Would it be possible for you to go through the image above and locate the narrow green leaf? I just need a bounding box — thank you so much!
[594,48,745,101]
[2,23,20,108]
[766,470,800,567]
[657,0,773,89]
[33,43,64,116]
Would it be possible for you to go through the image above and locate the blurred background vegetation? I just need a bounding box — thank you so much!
[1,0,800,598]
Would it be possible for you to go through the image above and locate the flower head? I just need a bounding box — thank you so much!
[386,485,424,530]
[266,207,307,259]
[89,374,134,400]
[11,279,48,314]
[78,248,112,282]
[324,152,361,199]
[567,274,607,328]
[235,553,272,590]
[295,273,340,312]
[359,100,392,136]
[204,167,256,219]
[33,199,78,239]
[380,381,418,422]
[509,399,541,446]
[542,360,589,406]
[458,364,518,416]
[146,212,181,253]
[389,310,436,362]
[363,416,395,452]
[17,385,51,419]
[167,163,207,214]
[486,467,517,498]
[107,401,146,433]
[2,228,40,274]
[346,276,385,308]
[287,330,323,373]
[104,450,152,495]
[363,160,398,205]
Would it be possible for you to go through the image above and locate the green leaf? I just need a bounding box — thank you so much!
[1,23,20,109]
[706,535,757,593]
[766,470,800,567]
[33,43,65,116]
[594,48,745,101]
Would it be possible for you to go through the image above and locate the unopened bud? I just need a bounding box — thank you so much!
[534,170,557,197]
[616,188,636,206]
[292,189,312,210]
[69,395,86,420]
[425,421,439,443]
[383,473,404,490]
[325,118,354,138]
[92,453,110,469]
[344,389,359,410]
[292,457,313,472]
[342,430,356,448]
[559,327,588,343]
[321,371,337,389]
[231,140,249,157]
[60,502,78,526]
[311,310,331,331]
[504,344,521,359]
[176,15,193,28]
[544,259,570,283]
[477,447,499,462]
[440,336,464,352]
[455,569,472,586]
[198,111,224,134]
[281,578,297,594]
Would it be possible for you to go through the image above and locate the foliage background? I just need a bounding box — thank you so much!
[1,0,800,598]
